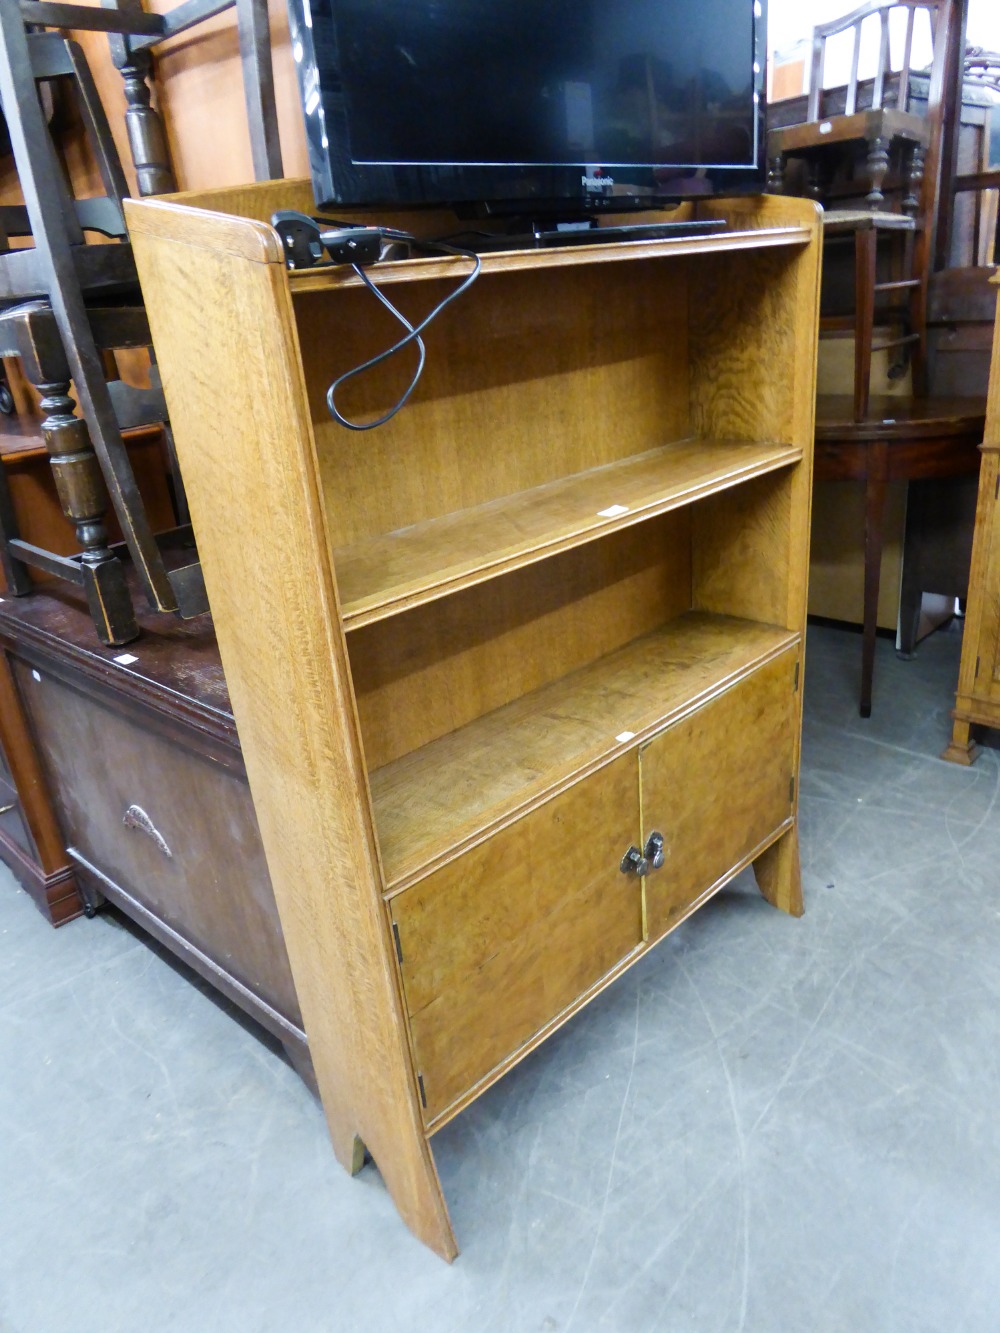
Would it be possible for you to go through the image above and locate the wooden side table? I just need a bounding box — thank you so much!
[815,394,985,716]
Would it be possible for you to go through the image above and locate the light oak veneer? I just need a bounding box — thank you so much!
[126,184,822,1259]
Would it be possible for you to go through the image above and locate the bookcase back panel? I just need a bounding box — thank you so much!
[349,512,692,770]
[688,248,805,445]
[296,262,691,545]
[691,469,805,632]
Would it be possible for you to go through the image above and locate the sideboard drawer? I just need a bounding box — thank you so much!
[391,752,643,1124]
[13,661,302,1027]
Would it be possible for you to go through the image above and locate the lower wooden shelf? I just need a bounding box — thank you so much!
[371,611,800,890]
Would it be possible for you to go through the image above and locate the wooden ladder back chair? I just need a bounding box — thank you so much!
[769,0,959,423]
[0,0,283,646]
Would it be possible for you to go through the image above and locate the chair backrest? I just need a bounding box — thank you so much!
[807,0,950,123]
[0,30,132,253]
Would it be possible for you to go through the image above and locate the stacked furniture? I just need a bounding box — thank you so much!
[767,0,987,717]
[127,181,822,1256]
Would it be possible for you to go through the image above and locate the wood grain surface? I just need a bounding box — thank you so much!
[125,182,821,1256]
[370,613,799,891]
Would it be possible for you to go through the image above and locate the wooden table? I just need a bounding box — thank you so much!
[815,394,986,716]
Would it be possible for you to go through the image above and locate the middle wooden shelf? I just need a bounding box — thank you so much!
[370,609,800,891]
[332,437,802,627]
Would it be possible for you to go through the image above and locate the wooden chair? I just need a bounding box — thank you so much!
[0,1,283,644]
[768,0,956,421]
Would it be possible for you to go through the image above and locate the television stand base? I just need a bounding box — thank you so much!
[471,218,729,252]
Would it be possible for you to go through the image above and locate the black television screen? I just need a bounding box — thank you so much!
[287,0,767,212]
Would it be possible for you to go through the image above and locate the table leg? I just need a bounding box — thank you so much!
[854,226,876,422]
[861,443,888,718]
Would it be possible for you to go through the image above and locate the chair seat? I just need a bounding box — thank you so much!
[768,107,929,155]
[822,209,917,232]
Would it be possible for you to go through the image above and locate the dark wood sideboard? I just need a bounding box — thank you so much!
[0,576,313,1085]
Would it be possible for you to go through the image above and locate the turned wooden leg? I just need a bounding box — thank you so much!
[754,827,804,917]
[861,445,888,718]
[767,153,785,193]
[118,51,176,197]
[4,305,139,645]
[37,377,139,645]
[865,135,890,209]
[941,716,981,766]
[902,142,925,217]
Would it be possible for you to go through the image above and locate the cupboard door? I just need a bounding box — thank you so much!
[391,754,642,1123]
[640,647,798,943]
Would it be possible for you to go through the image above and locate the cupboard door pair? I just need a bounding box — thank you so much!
[391,645,799,1125]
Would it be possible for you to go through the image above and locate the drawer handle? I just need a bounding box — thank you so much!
[122,804,172,858]
[0,801,16,816]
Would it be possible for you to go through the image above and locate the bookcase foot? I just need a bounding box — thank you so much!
[753,827,804,917]
[941,717,980,767]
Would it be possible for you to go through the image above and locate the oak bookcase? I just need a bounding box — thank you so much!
[126,183,822,1259]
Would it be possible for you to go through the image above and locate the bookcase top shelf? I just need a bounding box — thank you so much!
[371,611,799,892]
[335,437,802,628]
[288,224,813,293]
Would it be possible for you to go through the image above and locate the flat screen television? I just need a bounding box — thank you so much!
[286,0,768,217]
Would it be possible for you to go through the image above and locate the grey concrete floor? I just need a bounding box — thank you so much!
[2,619,1000,1332]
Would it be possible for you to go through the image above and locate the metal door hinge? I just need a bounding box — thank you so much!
[789,774,796,804]
[976,655,981,678]
[417,1073,427,1108]
[391,920,403,964]
[994,473,999,501]
[793,660,800,691]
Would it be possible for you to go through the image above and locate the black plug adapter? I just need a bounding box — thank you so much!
[318,227,385,266]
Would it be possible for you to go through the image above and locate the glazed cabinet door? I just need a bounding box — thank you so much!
[390,753,643,1125]
[639,647,799,944]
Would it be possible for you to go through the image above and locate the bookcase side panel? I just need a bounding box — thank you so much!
[127,200,457,1261]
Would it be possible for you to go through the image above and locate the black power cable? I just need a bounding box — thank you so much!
[325,237,481,432]
[270,211,481,432]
